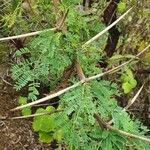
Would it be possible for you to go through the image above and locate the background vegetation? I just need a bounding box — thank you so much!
[0,0,150,149]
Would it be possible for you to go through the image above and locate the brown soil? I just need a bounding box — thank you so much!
[0,65,53,150]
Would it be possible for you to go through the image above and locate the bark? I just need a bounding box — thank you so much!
[102,0,121,57]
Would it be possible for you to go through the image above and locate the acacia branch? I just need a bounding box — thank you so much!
[57,9,69,29]
[123,84,144,111]
[0,28,56,42]
[0,9,69,42]
[94,114,150,143]
[75,61,86,80]
[10,44,150,111]
[87,44,150,81]
[0,8,132,43]
[108,84,144,125]
[11,81,84,111]
[0,110,63,120]
[83,7,132,47]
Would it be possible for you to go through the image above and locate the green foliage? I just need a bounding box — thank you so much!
[11,3,107,100]
[11,31,73,100]
[121,67,137,94]
[1,0,55,35]
[32,106,66,143]
[38,131,54,143]
[117,0,150,66]
[6,1,150,149]
[117,2,126,12]
[18,96,31,116]
[60,81,149,149]
[60,81,119,149]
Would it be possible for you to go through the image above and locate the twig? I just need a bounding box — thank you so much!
[75,61,86,80]
[10,44,150,111]
[57,9,69,30]
[123,84,144,111]
[136,45,150,57]
[33,101,59,107]
[84,0,90,11]
[11,81,83,111]
[107,124,150,143]
[83,7,132,47]
[0,28,56,42]
[0,110,63,120]
[94,114,150,143]
[25,0,35,14]
[0,76,13,86]
[108,84,144,125]
[93,114,107,129]
[0,9,69,42]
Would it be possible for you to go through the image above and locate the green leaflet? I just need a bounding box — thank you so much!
[117,2,126,12]
[18,96,31,116]
[32,106,65,143]
[32,106,56,132]
[39,131,54,143]
[18,96,27,105]
[121,67,137,94]
[21,107,31,116]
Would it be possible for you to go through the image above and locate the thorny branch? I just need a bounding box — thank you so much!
[0,110,63,120]
[2,62,150,144]
[0,8,131,42]
[75,61,86,80]
[94,113,150,143]
[11,44,150,111]
[0,9,69,42]
[56,9,69,30]
[108,84,144,125]
[74,52,150,144]
[0,3,150,146]
[83,7,132,47]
